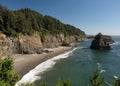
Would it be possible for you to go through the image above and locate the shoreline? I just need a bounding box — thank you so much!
[13,46,74,79]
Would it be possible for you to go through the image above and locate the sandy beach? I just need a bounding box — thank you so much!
[13,46,73,79]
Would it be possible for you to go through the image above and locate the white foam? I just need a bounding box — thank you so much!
[97,62,101,68]
[97,62,106,73]
[100,69,106,73]
[113,75,119,79]
[16,48,77,86]
[110,41,119,45]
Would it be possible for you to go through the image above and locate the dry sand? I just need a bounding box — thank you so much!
[13,46,73,79]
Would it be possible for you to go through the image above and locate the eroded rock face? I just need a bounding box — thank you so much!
[43,34,86,48]
[0,34,43,55]
[90,33,115,49]
[17,34,43,54]
[0,33,86,56]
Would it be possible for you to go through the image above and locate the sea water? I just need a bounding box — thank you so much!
[16,48,77,86]
[17,36,120,86]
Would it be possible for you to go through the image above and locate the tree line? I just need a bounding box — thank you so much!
[0,4,86,40]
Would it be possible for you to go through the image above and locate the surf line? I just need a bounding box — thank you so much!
[16,48,77,86]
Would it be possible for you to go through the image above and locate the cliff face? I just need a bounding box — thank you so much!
[0,5,87,56]
[43,34,86,48]
[0,33,86,56]
[90,33,115,49]
[0,33,43,55]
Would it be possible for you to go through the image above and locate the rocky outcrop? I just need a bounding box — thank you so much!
[16,34,43,54]
[43,34,62,48]
[0,33,86,56]
[90,33,115,49]
[43,34,86,48]
[61,41,70,46]
[0,34,43,55]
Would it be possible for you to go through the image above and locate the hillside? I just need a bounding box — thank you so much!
[0,4,85,37]
[0,4,86,55]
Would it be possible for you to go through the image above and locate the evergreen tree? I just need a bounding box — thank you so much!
[0,56,19,86]
[0,3,86,40]
[90,70,104,86]
[112,78,120,86]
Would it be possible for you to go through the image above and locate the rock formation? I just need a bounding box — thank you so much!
[90,33,115,49]
[0,33,86,56]
[0,5,87,56]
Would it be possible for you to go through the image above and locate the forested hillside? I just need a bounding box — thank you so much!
[0,4,85,37]
[0,4,86,55]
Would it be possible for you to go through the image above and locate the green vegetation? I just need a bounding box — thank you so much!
[90,70,104,86]
[0,56,19,86]
[20,83,47,86]
[112,79,120,86]
[89,70,120,86]
[0,56,120,86]
[19,79,71,86]
[95,33,104,40]
[0,4,86,39]
[18,70,120,86]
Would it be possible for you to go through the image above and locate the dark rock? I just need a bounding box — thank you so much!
[90,33,115,50]
[43,50,49,53]
[61,41,70,46]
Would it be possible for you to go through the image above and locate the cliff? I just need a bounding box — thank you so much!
[90,33,115,49]
[0,33,86,56]
[0,5,86,56]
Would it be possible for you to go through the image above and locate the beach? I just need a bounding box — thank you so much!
[13,46,73,79]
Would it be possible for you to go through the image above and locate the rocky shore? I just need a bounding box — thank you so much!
[90,33,115,49]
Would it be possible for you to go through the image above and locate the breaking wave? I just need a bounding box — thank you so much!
[110,41,119,45]
[16,48,77,86]
[97,62,106,73]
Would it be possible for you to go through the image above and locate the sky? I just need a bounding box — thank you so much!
[0,0,120,35]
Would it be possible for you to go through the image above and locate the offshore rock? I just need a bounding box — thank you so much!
[90,33,115,49]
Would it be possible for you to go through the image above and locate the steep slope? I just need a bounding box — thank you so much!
[0,4,86,55]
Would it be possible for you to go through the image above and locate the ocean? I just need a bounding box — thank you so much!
[17,36,120,86]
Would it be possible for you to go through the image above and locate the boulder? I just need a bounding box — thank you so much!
[90,33,115,49]
[61,41,70,46]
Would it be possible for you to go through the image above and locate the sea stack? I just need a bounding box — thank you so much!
[90,33,115,49]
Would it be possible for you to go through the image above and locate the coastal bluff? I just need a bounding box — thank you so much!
[90,33,115,49]
[0,6,86,56]
[0,33,86,56]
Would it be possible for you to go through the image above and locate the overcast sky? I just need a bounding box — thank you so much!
[1,0,120,35]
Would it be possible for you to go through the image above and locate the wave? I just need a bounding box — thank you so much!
[110,41,119,45]
[16,48,77,86]
[97,62,106,73]
[113,75,119,79]
[100,69,106,73]
[97,62,101,68]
